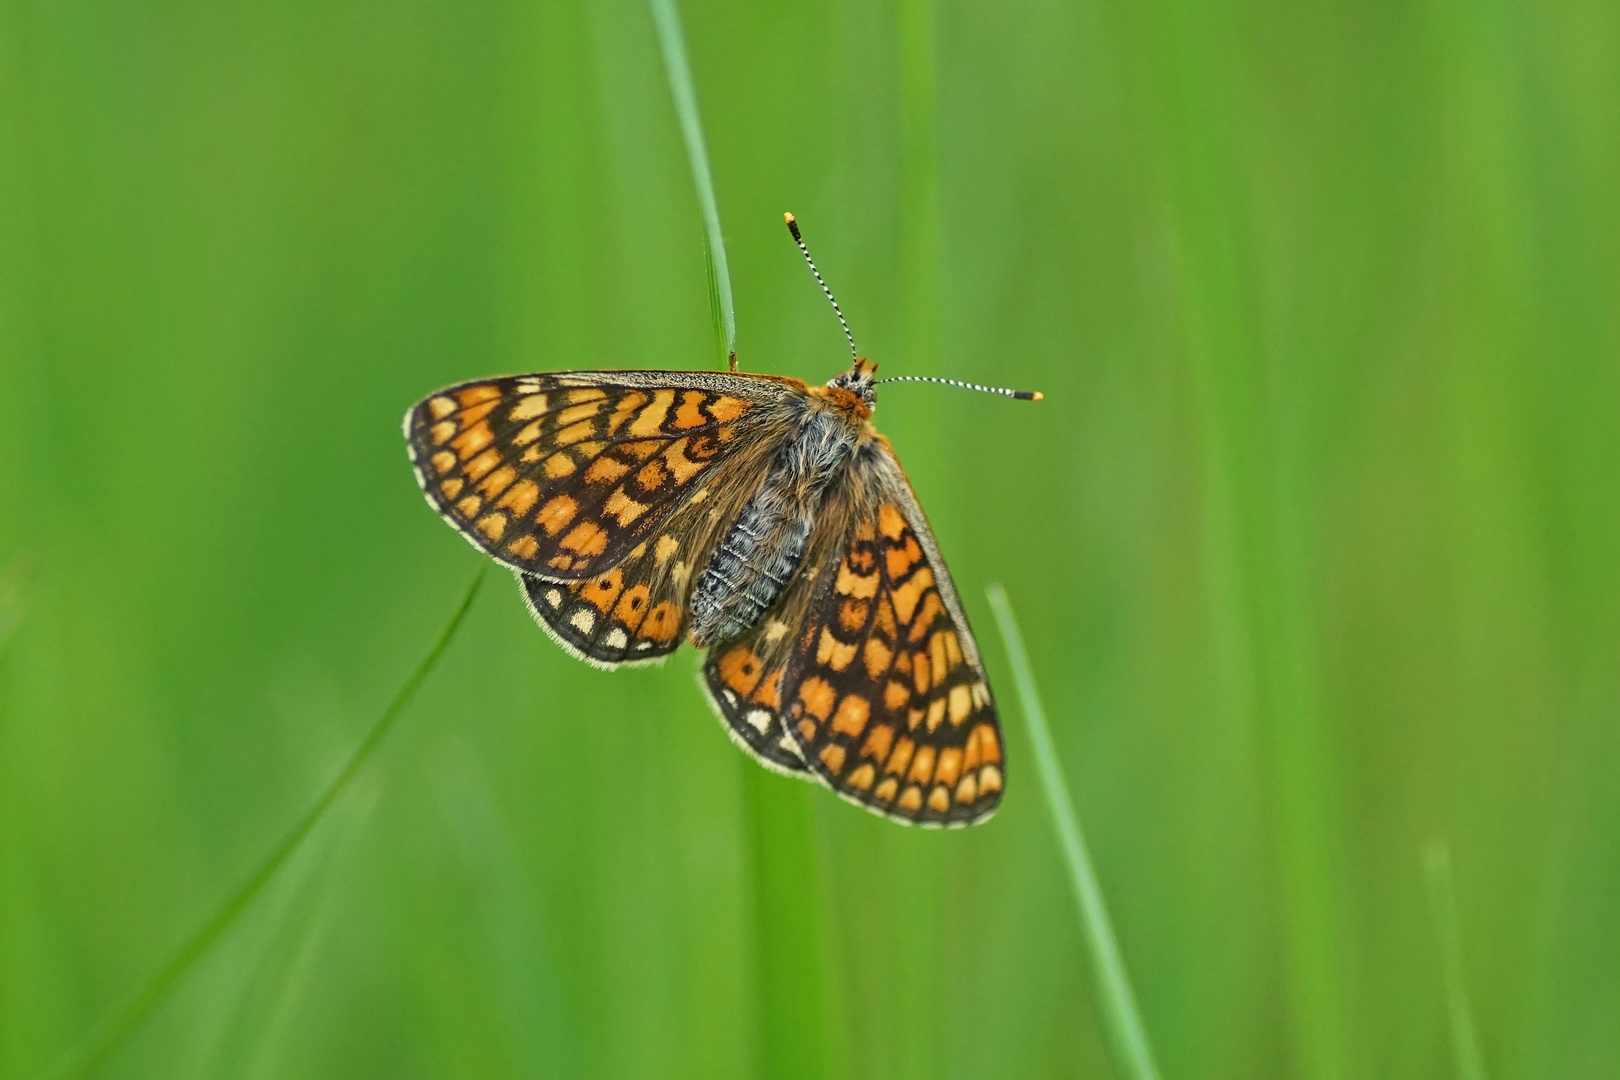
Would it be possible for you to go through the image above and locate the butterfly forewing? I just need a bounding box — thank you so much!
[776,461,1005,826]
[404,372,792,580]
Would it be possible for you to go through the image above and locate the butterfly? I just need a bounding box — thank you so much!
[403,214,1039,826]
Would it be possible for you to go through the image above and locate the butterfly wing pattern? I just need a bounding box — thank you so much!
[405,371,787,579]
[779,456,1002,825]
[517,484,743,669]
[406,371,792,668]
[408,365,1009,825]
[701,640,813,776]
[698,445,1004,824]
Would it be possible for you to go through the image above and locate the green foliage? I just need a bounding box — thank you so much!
[989,585,1162,1080]
[1,0,1616,1077]
[41,568,484,1080]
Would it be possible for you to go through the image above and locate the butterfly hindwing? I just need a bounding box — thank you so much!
[776,454,1005,826]
[517,474,762,668]
[696,488,864,778]
[701,637,811,776]
[404,371,794,581]
[519,569,683,669]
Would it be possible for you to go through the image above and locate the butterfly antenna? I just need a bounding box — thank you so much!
[784,212,858,363]
[876,374,1044,401]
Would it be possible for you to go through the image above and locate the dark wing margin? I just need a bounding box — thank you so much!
[773,449,1005,826]
[403,370,795,581]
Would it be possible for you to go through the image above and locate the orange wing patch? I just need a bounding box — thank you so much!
[406,376,760,580]
[778,504,1003,825]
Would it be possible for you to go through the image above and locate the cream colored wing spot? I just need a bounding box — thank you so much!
[604,489,651,527]
[508,393,549,421]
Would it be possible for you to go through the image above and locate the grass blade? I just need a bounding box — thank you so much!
[641,11,846,1072]
[986,583,1163,1080]
[198,786,367,1080]
[42,565,487,1080]
[1423,843,1488,1080]
[647,0,736,366]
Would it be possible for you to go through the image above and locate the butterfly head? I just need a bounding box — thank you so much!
[826,356,878,414]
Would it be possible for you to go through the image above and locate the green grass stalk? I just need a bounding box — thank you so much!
[986,584,1163,1080]
[1423,843,1487,1080]
[646,0,736,366]
[42,566,487,1080]
[643,13,846,1074]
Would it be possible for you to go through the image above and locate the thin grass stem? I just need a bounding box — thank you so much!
[986,584,1163,1080]
[1423,842,1488,1080]
[42,566,487,1080]
[647,0,736,366]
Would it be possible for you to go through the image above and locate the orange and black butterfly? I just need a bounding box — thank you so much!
[403,215,1039,826]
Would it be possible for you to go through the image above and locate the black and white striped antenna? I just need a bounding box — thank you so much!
[876,374,1042,401]
[784,212,858,363]
[784,212,1043,402]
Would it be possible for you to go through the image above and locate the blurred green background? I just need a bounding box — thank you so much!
[2,0,1616,1076]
